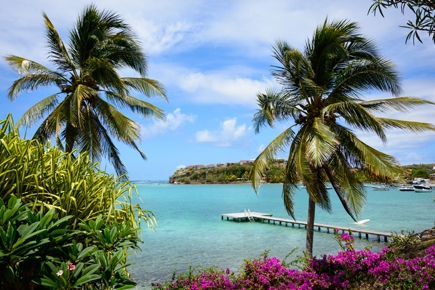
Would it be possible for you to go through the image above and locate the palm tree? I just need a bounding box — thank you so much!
[250,19,435,258]
[5,5,167,178]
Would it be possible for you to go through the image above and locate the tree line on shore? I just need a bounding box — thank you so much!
[169,162,435,184]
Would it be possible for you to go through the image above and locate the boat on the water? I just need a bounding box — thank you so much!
[398,185,415,191]
[372,184,390,191]
[413,183,432,192]
[415,188,432,193]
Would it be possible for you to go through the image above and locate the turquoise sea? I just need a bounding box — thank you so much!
[128,183,435,289]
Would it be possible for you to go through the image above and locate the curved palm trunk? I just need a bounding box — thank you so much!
[305,197,316,259]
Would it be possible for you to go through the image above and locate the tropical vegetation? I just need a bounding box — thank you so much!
[152,232,435,289]
[0,114,153,289]
[169,162,434,184]
[0,114,155,229]
[249,19,435,258]
[369,0,435,44]
[4,4,167,178]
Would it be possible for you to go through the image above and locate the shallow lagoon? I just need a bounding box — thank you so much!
[128,183,435,289]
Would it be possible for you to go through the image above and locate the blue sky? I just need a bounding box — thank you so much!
[1,0,435,180]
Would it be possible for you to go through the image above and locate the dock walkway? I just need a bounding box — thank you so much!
[221,212,392,242]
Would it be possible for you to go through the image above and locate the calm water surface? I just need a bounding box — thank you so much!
[127,183,435,289]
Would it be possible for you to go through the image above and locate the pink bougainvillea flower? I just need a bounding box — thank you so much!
[68,262,76,271]
[56,270,63,276]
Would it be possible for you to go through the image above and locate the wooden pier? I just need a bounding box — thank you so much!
[221,212,392,242]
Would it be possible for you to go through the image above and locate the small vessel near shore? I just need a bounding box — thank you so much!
[415,188,432,193]
[372,184,390,191]
[413,184,432,192]
[398,185,415,191]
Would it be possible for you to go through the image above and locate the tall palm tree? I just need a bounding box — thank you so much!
[250,19,435,258]
[5,5,167,178]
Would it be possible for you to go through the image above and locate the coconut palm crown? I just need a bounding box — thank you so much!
[250,19,435,258]
[5,5,167,178]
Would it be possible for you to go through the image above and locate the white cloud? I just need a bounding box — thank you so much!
[195,118,248,147]
[132,20,200,55]
[141,108,195,138]
[177,72,275,107]
[176,164,186,170]
[257,144,265,153]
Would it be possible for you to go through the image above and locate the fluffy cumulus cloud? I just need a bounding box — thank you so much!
[178,72,274,107]
[141,108,195,138]
[195,118,248,147]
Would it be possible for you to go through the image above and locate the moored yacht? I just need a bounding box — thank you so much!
[372,184,390,191]
[398,184,415,191]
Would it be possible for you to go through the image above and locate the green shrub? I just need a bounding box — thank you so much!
[0,114,155,230]
[0,196,140,289]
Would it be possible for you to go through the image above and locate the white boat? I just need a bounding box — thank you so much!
[372,184,390,191]
[398,185,415,191]
[355,219,370,225]
[414,188,432,193]
[413,183,432,192]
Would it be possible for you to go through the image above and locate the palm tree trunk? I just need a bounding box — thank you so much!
[305,197,316,259]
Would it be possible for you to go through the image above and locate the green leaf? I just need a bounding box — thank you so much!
[47,215,72,230]
[77,246,97,260]
[13,229,47,250]
[17,221,40,238]
[81,263,100,276]
[2,207,20,224]
[72,262,84,278]
[73,273,101,287]
[7,196,20,210]
[34,277,59,288]
[39,208,55,228]
[4,265,15,283]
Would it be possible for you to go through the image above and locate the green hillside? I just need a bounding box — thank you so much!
[169,161,435,184]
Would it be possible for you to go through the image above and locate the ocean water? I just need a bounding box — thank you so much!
[127,183,435,289]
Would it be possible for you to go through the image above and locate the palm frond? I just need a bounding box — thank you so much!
[325,150,367,217]
[70,4,147,76]
[305,118,339,167]
[330,57,402,98]
[6,70,65,100]
[16,94,60,127]
[77,104,101,162]
[378,118,435,132]
[4,56,52,75]
[360,96,435,113]
[282,182,297,220]
[123,77,167,101]
[249,127,295,192]
[32,104,66,144]
[93,98,145,160]
[70,84,97,128]
[305,167,332,213]
[327,102,388,143]
[86,57,126,94]
[252,89,300,133]
[43,13,76,73]
[105,91,165,120]
[80,110,129,177]
[342,130,402,179]
[271,41,318,100]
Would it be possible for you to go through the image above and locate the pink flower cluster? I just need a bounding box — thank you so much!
[153,244,435,289]
[56,262,76,277]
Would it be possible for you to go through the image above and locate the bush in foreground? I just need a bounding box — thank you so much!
[152,233,435,289]
[0,197,141,289]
